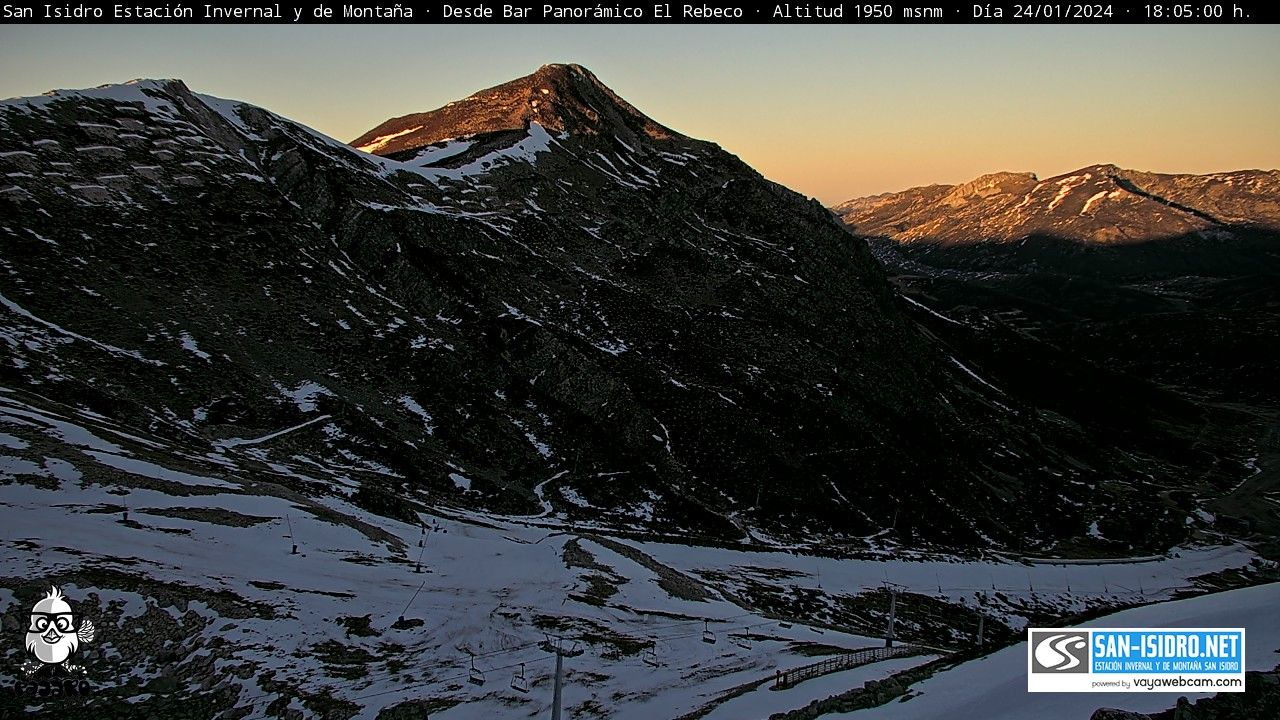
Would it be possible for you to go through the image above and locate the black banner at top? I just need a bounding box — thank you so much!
[0,1,1277,23]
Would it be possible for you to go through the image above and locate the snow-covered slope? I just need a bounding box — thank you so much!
[837,581,1280,720]
[0,384,1269,718]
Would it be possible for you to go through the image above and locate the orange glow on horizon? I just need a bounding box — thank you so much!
[1,24,1276,204]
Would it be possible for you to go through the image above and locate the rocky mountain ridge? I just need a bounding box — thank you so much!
[835,164,1280,246]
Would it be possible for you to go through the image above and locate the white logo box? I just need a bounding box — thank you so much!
[1027,627,1246,693]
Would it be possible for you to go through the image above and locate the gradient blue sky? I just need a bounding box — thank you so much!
[1,24,1277,203]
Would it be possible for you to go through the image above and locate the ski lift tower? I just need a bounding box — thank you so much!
[541,636,584,720]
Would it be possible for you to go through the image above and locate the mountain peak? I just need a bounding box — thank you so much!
[351,63,676,157]
[531,62,590,81]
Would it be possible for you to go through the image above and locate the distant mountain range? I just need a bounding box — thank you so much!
[834,164,1280,246]
[833,165,1280,549]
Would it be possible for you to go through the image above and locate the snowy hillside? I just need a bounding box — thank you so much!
[0,384,1268,718]
[836,581,1280,720]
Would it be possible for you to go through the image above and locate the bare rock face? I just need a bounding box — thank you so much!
[940,172,1040,208]
[834,164,1280,245]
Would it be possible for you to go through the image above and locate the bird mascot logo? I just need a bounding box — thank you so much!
[23,585,95,676]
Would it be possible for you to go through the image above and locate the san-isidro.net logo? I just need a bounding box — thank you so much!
[1028,627,1246,693]
[1031,631,1090,673]
[8,585,97,698]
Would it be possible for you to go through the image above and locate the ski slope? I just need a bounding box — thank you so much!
[838,582,1280,720]
[0,384,1270,719]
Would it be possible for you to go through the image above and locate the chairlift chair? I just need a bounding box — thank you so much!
[701,620,716,645]
[510,662,529,693]
[468,656,485,686]
[642,644,660,667]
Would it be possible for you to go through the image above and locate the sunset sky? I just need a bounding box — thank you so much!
[2,24,1277,204]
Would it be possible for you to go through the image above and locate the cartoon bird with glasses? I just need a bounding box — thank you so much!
[24,586,94,675]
